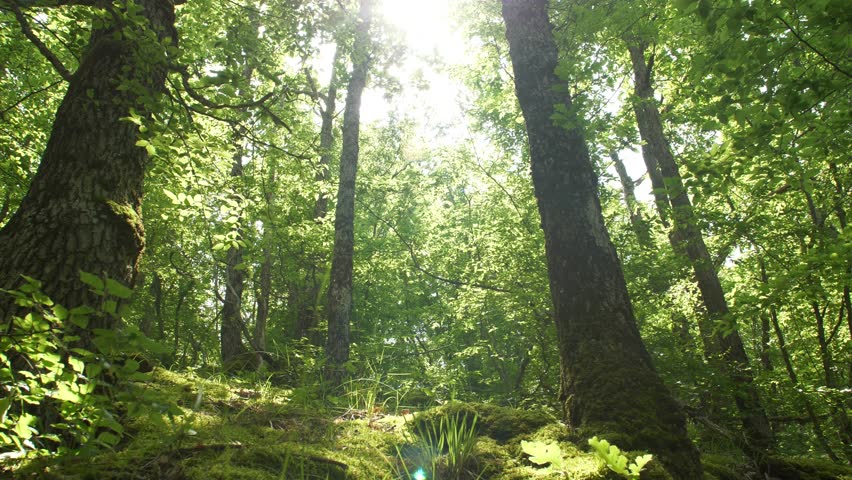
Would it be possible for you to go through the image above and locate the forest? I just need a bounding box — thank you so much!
[0,0,850,478]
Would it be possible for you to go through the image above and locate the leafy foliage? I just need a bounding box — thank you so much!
[0,274,180,459]
[588,437,652,480]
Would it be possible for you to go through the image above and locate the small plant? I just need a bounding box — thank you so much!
[521,439,565,472]
[443,412,479,478]
[0,273,180,459]
[399,411,480,479]
[588,436,652,480]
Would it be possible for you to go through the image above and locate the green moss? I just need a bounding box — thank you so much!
[765,456,852,480]
[411,401,555,443]
[10,369,850,480]
[701,454,746,480]
[182,445,348,480]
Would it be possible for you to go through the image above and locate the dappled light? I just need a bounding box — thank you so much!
[0,0,850,479]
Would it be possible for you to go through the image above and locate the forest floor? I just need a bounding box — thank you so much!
[4,368,851,480]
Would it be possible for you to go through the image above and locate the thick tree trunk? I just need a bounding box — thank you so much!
[627,40,774,457]
[325,0,371,385]
[0,0,176,336]
[295,48,340,342]
[501,2,701,478]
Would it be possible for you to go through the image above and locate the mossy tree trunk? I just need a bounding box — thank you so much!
[627,40,775,457]
[325,0,372,385]
[500,2,701,478]
[0,0,177,337]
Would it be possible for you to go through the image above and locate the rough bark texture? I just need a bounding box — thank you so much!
[627,40,774,456]
[0,0,176,334]
[325,0,371,385]
[501,2,701,478]
[295,48,340,342]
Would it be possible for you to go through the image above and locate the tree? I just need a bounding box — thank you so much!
[325,0,372,384]
[295,47,341,342]
[0,0,179,334]
[626,38,774,456]
[500,1,701,477]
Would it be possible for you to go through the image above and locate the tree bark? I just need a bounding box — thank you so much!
[0,0,176,337]
[610,150,651,246]
[501,2,701,478]
[295,48,340,342]
[221,152,249,368]
[627,40,774,457]
[220,39,257,368]
[254,246,271,366]
[325,0,371,385]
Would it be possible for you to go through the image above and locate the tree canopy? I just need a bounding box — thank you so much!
[0,0,849,478]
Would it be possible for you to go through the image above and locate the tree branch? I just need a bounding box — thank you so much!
[177,66,275,110]
[357,199,513,294]
[776,14,852,79]
[7,3,72,81]
[0,79,63,118]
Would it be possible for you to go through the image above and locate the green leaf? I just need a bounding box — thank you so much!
[103,300,118,316]
[97,431,121,446]
[68,356,85,374]
[79,271,104,292]
[15,413,35,440]
[51,385,82,403]
[105,278,133,299]
[121,358,140,374]
[0,395,12,424]
[521,440,563,468]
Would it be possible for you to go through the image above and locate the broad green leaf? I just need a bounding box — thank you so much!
[79,271,104,291]
[105,278,133,299]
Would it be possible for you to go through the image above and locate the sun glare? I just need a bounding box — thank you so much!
[378,0,457,57]
[357,0,469,136]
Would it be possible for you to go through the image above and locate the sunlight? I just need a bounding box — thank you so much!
[377,0,459,58]
[359,0,469,130]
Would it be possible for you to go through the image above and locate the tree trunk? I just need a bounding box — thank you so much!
[255,246,271,366]
[325,0,372,385]
[221,153,249,368]
[627,40,774,457]
[295,48,340,342]
[610,150,651,245]
[759,258,839,460]
[0,0,176,335]
[151,271,164,339]
[220,45,257,368]
[501,2,701,478]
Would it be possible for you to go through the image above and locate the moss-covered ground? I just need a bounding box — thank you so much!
[3,369,850,480]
